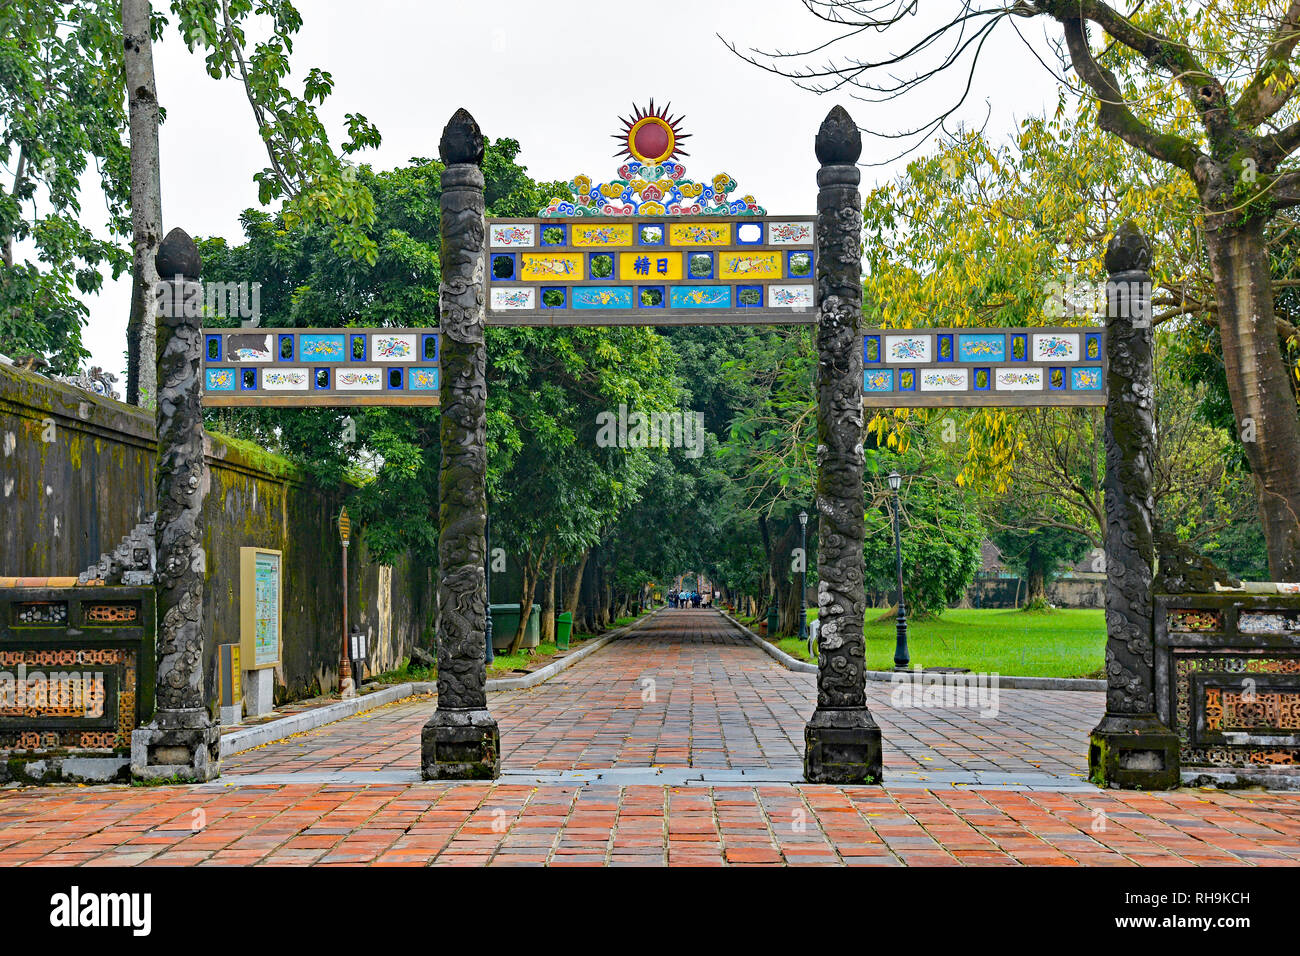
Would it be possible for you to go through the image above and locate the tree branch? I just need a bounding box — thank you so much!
[1051,13,1203,173]
[1236,1,1300,127]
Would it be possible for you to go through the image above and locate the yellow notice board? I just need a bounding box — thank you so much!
[240,547,282,669]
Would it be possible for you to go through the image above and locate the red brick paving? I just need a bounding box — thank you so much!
[224,609,1102,777]
[2,608,1298,866]
[0,781,1297,866]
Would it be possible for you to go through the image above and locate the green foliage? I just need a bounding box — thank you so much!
[1,0,384,371]
[168,0,383,263]
[864,468,983,618]
[488,323,678,574]
[991,502,1093,600]
[0,1,131,371]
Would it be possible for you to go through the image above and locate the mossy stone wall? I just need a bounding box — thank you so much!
[0,364,428,705]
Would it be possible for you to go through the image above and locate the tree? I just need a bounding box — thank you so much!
[122,0,162,403]
[716,325,820,634]
[864,469,984,617]
[199,140,682,651]
[488,324,676,651]
[990,504,1093,604]
[0,2,130,372]
[118,0,382,404]
[735,1,1300,578]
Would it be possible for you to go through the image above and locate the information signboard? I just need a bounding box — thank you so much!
[239,548,282,669]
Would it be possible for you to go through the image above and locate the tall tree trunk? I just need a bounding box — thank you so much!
[1204,215,1300,580]
[577,551,598,632]
[598,566,612,629]
[540,555,557,644]
[767,520,799,636]
[508,547,541,654]
[563,550,588,618]
[2,146,25,269]
[1026,567,1046,603]
[123,0,162,406]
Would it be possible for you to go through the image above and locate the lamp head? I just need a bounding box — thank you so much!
[798,510,808,527]
[887,471,901,491]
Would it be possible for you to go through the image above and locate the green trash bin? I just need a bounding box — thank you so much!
[766,606,779,638]
[490,604,522,652]
[556,611,574,650]
[525,603,540,648]
[491,603,541,651]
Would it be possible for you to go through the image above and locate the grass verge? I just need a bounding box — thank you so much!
[759,607,1105,678]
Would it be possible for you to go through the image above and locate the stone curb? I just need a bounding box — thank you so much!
[219,610,661,758]
[718,610,1106,692]
[718,609,818,673]
[219,682,416,758]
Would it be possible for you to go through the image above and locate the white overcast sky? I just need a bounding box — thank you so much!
[52,0,1069,379]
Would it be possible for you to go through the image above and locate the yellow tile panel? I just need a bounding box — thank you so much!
[619,252,683,281]
[571,223,635,247]
[718,251,783,280]
[520,253,584,281]
[668,222,732,246]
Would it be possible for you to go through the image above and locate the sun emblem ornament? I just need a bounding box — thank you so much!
[615,99,689,165]
[541,100,765,218]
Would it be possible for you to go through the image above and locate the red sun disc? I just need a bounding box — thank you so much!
[632,121,672,162]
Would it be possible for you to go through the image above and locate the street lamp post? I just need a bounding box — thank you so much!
[484,503,494,665]
[338,507,356,699]
[798,510,809,641]
[887,472,909,669]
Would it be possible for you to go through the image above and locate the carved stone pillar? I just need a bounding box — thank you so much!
[421,108,500,779]
[1088,221,1180,789]
[131,227,220,782]
[804,106,883,784]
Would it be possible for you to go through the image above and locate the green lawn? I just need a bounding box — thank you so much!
[775,607,1106,679]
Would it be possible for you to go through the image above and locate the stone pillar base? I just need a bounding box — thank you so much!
[131,708,220,783]
[1089,713,1180,790]
[804,707,883,784]
[421,708,500,780]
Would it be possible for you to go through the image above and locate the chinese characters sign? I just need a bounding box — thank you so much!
[201,328,440,407]
[862,327,1107,407]
[485,217,817,325]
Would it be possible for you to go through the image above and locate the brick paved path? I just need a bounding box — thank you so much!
[2,608,1299,866]
[1,781,1298,866]
[224,609,1102,781]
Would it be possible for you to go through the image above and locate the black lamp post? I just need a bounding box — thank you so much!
[887,471,909,669]
[798,510,808,640]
